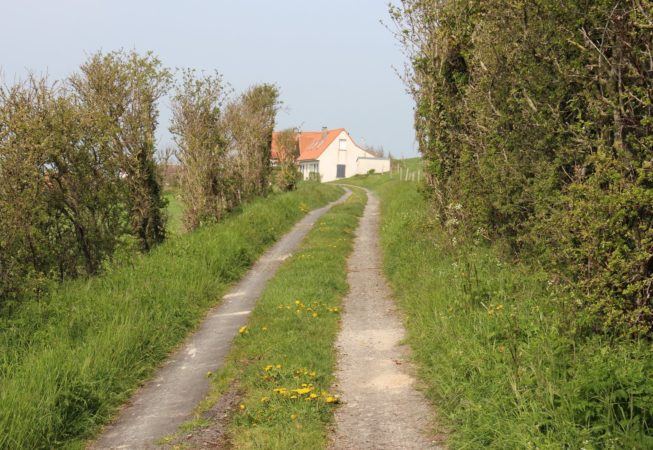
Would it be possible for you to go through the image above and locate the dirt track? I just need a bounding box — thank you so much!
[91,189,351,450]
[330,188,439,450]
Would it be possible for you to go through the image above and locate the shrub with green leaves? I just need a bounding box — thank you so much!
[391,0,653,336]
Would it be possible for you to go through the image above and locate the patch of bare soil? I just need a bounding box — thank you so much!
[163,383,241,449]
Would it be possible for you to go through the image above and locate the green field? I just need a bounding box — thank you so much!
[164,188,185,235]
[0,183,342,450]
[346,165,653,449]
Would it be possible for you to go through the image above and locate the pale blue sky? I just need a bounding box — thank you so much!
[1,0,417,157]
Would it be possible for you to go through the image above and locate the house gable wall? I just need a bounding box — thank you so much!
[316,131,373,182]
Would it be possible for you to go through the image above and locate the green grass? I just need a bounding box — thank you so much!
[164,188,184,235]
[391,156,421,172]
[186,188,366,449]
[0,183,342,450]
[347,170,653,449]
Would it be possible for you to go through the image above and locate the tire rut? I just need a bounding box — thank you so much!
[330,188,440,450]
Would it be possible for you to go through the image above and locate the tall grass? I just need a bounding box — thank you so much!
[347,172,653,449]
[0,183,341,450]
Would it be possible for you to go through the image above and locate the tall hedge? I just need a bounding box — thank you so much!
[0,51,171,304]
[392,0,653,336]
[1,52,285,306]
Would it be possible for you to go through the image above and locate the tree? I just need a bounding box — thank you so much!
[0,74,128,303]
[274,128,300,191]
[170,69,227,230]
[0,77,54,300]
[224,84,280,199]
[363,144,386,158]
[70,50,172,251]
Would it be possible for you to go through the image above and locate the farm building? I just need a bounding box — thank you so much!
[271,127,391,182]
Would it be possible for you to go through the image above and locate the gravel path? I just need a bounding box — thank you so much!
[91,189,351,450]
[330,188,439,450]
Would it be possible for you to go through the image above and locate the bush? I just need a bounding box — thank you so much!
[0,50,170,304]
[391,0,653,336]
[273,128,301,191]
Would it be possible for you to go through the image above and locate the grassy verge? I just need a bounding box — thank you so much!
[182,188,366,449]
[0,183,342,450]
[347,172,653,449]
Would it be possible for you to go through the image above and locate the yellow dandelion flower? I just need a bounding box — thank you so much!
[291,414,298,420]
[260,396,270,403]
[309,393,318,399]
[238,326,248,334]
[325,396,338,404]
[275,364,282,369]
[262,326,268,331]
[312,312,318,318]
[239,404,245,410]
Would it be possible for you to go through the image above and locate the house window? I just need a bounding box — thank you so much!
[338,139,347,164]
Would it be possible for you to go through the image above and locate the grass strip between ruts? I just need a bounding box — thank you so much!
[180,187,366,450]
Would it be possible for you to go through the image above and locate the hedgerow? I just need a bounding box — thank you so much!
[391,0,653,336]
[0,51,283,306]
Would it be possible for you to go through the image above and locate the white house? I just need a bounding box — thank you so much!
[271,128,391,183]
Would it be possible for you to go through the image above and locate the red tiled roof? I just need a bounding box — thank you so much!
[271,128,346,161]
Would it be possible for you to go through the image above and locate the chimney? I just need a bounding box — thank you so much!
[321,126,328,139]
